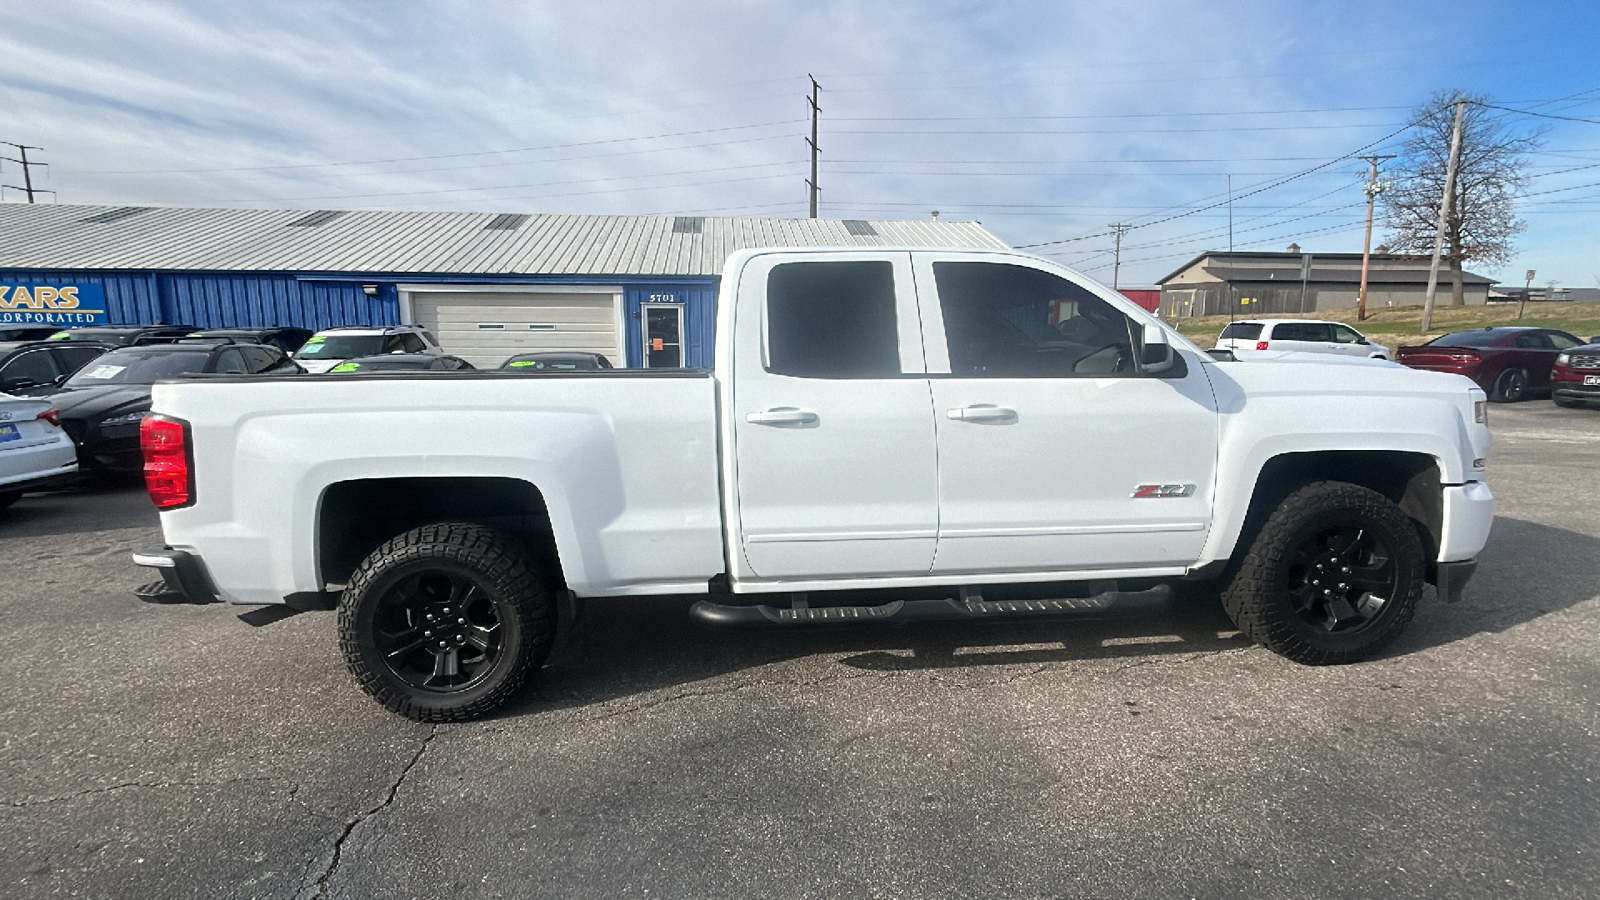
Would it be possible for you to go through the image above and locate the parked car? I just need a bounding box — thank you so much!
[1395,326,1587,402]
[48,341,301,473]
[328,354,473,373]
[0,325,66,342]
[1215,319,1391,359]
[292,325,444,373]
[0,392,77,508]
[1551,338,1600,408]
[46,324,198,346]
[501,351,613,370]
[185,327,314,354]
[0,340,115,396]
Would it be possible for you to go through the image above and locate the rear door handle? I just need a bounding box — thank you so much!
[946,405,1016,422]
[745,408,818,426]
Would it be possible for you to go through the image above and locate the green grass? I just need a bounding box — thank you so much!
[1169,302,1600,349]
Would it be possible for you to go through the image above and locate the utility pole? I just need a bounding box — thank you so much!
[1,142,53,204]
[1108,223,1131,290]
[1421,100,1466,333]
[1355,154,1394,322]
[805,75,820,218]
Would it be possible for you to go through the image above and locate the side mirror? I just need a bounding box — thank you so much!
[1356,336,1370,345]
[1140,322,1176,374]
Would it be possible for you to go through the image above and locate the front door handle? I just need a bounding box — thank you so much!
[946,405,1016,422]
[745,408,819,426]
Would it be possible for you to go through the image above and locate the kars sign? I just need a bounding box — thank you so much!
[0,283,109,325]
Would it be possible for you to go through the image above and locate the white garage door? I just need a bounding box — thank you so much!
[409,289,620,368]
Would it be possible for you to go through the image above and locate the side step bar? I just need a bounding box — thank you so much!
[691,584,1172,627]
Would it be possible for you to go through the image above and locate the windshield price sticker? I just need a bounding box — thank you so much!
[0,284,109,325]
[81,364,127,380]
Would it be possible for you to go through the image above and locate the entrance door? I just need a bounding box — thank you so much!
[728,252,938,580]
[642,303,684,368]
[913,253,1219,575]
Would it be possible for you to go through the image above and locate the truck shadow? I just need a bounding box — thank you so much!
[505,515,1596,719]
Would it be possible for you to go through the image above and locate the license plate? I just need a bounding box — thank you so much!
[1585,375,1600,386]
[0,424,18,443]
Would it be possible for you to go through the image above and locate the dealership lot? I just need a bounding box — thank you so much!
[1,402,1597,899]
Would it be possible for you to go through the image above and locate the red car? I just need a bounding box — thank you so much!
[1551,337,1600,409]
[1394,326,1587,402]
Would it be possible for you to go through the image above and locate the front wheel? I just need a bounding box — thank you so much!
[1221,481,1425,665]
[338,522,556,721]
[1490,367,1527,402]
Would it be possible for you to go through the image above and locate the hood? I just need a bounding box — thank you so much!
[47,384,155,421]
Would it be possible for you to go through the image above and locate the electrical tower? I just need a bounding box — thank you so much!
[1355,154,1394,321]
[805,75,821,218]
[2,142,54,203]
[1108,223,1132,290]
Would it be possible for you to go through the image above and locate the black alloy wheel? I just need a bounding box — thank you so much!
[339,522,555,721]
[1222,481,1424,665]
[1492,367,1527,402]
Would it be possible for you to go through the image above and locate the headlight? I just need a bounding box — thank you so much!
[1556,352,1570,365]
[100,411,148,427]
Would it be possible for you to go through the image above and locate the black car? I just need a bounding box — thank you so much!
[327,354,474,373]
[501,351,613,370]
[0,340,115,396]
[0,325,65,342]
[185,327,315,354]
[47,324,198,346]
[48,341,300,473]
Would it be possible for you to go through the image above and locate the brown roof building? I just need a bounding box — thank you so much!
[1156,249,1495,318]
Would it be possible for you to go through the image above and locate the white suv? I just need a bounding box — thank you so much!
[1216,319,1391,360]
[292,325,444,374]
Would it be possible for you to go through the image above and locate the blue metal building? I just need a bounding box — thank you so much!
[0,205,1007,368]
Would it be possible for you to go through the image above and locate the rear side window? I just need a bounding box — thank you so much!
[52,346,107,373]
[766,261,900,378]
[1219,323,1262,341]
[1273,322,1333,342]
[400,333,426,353]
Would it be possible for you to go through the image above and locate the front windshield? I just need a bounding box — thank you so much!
[65,351,209,386]
[295,335,384,358]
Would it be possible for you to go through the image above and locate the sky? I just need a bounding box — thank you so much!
[2,0,1597,288]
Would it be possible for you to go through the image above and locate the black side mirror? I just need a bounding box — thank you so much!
[1356,337,1369,345]
[1591,336,1600,344]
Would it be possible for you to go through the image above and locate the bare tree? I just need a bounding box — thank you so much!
[1381,90,1542,305]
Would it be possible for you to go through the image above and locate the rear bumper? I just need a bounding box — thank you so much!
[0,436,79,489]
[131,546,220,604]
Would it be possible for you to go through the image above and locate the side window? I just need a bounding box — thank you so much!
[400,333,426,353]
[213,348,249,374]
[1331,324,1363,344]
[933,261,1138,377]
[1514,332,1551,350]
[242,346,279,373]
[52,346,107,374]
[381,335,403,353]
[765,261,900,378]
[1547,331,1583,350]
[0,350,62,391]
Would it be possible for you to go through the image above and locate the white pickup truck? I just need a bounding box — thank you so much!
[132,247,1495,721]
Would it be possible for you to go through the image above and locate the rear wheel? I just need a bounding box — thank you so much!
[338,522,555,722]
[1221,481,1425,665]
[1490,367,1527,402]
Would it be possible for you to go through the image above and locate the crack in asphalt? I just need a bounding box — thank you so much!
[6,776,274,808]
[297,725,437,900]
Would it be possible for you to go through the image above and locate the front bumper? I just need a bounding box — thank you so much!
[1433,559,1477,604]
[131,546,220,604]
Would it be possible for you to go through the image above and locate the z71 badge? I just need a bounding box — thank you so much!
[1132,483,1195,498]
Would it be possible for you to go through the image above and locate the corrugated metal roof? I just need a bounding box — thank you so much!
[0,204,1009,276]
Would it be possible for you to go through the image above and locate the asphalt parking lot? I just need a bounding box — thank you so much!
[2,402,1597,899]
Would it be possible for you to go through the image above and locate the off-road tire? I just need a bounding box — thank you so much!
[1490,367,1527,403]
[338,522,555,721]
[1221,481,1425,665]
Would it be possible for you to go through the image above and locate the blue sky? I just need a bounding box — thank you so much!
[2,0,1596,288]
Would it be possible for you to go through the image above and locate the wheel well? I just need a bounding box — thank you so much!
[1241,451,1442,566]
[317,477,563,588]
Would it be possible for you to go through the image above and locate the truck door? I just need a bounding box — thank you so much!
[913,253,1220,575]
[728,252,938,580]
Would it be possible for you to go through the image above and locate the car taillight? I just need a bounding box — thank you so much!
[141,414,193,510]
[1448,351,1479,360]
[34,408,61,427]
[1256,341,1269,350]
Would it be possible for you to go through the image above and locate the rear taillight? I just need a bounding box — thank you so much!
[34,408,61,427]
[141,414,193,510]
[1255,341,1269,350]
[1448,350,1480,360]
